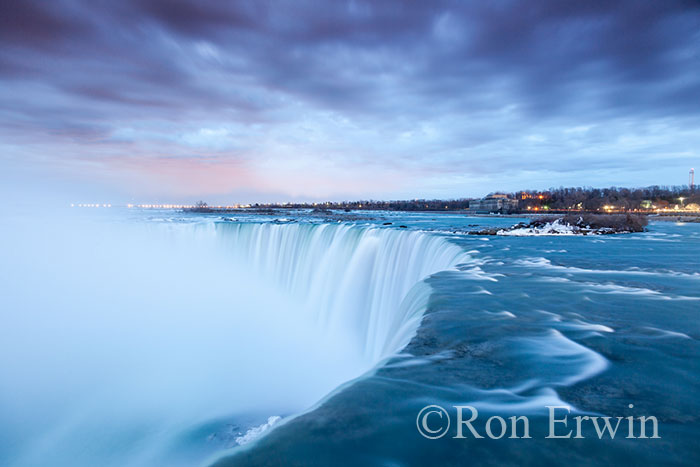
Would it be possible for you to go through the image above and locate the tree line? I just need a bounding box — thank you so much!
[519,185,698,211]
[193,185,698,213]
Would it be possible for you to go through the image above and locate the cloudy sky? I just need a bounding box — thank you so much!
[1,0,699,203]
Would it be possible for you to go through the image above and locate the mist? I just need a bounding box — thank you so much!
[0,209,369,465]
[0,203,468,466]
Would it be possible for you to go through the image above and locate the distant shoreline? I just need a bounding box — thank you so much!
[183,206,700,222]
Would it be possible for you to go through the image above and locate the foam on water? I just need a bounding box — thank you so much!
[641,326,693,340]
[517,256,700,279]
[515,329,609,387]
[235,416,282,446]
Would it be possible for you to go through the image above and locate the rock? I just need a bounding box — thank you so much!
[468,215,646,236]
[468,228,499,235]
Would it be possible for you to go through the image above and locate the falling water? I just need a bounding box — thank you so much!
[0,213,468,466]
[215,222,469,360]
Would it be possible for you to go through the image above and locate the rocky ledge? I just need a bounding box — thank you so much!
[469,214,648,236]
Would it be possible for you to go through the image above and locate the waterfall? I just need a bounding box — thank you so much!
[0,214,468,466]
[214,222,469,360]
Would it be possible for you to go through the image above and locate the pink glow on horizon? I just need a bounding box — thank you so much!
[97,155,258,198]
[62,153,410,202]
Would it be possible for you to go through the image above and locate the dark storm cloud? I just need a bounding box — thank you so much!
[120,0,700,118]
[0,0,90,50]
[2,0,697,118]
[1,0,699,199]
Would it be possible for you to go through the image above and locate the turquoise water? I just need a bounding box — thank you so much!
[212,214,700,466]
[1,210,698,466]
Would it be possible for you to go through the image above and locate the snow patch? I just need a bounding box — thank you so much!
[497,219,578,236]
